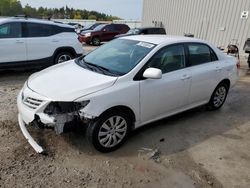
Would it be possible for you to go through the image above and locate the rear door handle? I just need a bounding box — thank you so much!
[181,74,191,81]
[16,40,24,44]
[215,67,222,72]
[52,39,59,42]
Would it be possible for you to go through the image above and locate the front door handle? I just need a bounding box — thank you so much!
[52,39,59,42]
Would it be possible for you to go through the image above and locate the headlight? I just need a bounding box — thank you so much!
[44,101,90,115]
[84,32,91,37]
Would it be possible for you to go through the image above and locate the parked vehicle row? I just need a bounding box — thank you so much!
[78,23,167,46]
[0,17,83,69]
[17,35,238,153]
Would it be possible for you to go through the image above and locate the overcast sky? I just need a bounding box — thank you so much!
[19,0,143,20]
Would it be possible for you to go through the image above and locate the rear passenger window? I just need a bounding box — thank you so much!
[147,45,186,74]
[0,22,22,38]
[105,25,114,32]
[26,23,55,37]
[114,25,122,31]
[188,44,218,66]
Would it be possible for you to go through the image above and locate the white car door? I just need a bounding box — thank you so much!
[25,22,59,62]
[186,43,221,106]
[139,44,191,124]
[0,22,26,63]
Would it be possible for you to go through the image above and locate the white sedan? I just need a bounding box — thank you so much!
[17,35,239,153]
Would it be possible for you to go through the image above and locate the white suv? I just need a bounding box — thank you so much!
[17,36,238,153]
[0,17,83,69]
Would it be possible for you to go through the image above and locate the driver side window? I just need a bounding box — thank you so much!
[147,44,186,74]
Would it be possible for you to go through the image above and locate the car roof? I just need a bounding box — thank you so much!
[122,35,205,45]
[0,17,74,28]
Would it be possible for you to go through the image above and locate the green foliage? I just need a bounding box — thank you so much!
[0,0,22,16]
[0,0,120,20]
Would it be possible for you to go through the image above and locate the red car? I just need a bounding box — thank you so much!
[79,23,130,45]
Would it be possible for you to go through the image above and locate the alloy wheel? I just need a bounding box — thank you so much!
[98,116,127,148]
[213,86,227,108]
[57,54,72,63]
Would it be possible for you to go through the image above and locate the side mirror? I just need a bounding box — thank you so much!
[143,68,162,79]
[103,29,107,32]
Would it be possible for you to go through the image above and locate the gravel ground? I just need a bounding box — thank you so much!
[0,51,250,188]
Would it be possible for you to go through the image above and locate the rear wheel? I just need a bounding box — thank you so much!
[92,37,101,46]
[54,52,73,64]
[207,83,229,110]
[87,111,131,152]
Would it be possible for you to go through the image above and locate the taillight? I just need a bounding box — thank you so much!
[236,60,240,69]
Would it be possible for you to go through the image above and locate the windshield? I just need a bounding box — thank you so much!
[127,29,140,34]
[76,39,155,76]
[84,23,94,30]
[93,24,107,31]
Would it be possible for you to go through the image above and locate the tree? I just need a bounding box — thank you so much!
[73,11,81,19]
[88,15,97,20]
[0,0,23,16]
[0,1,121,21]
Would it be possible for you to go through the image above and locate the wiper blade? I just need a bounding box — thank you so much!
[84,61,118,76]
[78,58,95,71]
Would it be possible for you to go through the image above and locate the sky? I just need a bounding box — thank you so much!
[19,0,143,20]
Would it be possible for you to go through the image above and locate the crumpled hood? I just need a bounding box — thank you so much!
[27,60,117,101]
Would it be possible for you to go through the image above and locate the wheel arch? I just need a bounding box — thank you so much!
[53,47,77,60]
[218,78,231,89]
[98,105,136,127]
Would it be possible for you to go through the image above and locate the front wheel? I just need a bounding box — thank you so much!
[87,111,131,152]
[91,37,101,46]
[207,83,229,110]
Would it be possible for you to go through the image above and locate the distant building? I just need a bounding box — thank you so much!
[142,0,250,54]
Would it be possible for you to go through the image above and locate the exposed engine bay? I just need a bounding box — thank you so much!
[35,101,91,134]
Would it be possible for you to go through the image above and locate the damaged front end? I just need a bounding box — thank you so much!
[18,93,93,153]
[42,101,90,134]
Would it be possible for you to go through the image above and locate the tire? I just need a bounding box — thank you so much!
[54,52,73,64]
[207,83,229,110]
[87,111,131,153]
[91,37,101,46]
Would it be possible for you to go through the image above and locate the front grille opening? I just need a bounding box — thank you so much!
[24,97,43,109]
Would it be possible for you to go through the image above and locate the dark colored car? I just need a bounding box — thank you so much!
[115,27,166,38]
[79,23,130,45]
[244,38,250,68]
[78,23,105,33]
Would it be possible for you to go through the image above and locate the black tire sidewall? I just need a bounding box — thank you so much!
[92,37,100,46]
[87,111,131,153]
[208,83,229,110]
[54,52,73,64]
